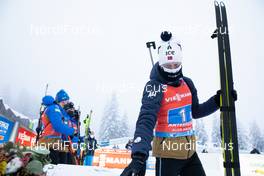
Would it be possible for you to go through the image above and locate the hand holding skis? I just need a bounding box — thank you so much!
[214,89,238,107]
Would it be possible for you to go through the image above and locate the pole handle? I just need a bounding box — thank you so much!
[146,41,156,49]
[146,41,156,66]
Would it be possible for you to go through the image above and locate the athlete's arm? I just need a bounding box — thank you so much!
[46,105,75,136]
[132,80,163,157]
[184,77,219,119]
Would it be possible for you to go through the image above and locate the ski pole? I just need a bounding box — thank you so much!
[146,41,156,66]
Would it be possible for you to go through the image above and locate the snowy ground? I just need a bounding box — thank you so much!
[45,164,155,176]
[46,153,264,176]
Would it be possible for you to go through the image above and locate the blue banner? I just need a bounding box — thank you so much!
[0,116,15,144]
[99,141,110,147]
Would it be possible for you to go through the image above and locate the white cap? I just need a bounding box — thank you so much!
[158,31,183,73]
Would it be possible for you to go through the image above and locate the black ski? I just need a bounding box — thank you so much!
[212,1,241,176]
[220,2,241,176]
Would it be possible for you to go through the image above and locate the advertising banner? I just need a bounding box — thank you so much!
[15,127,36,147]
[0,115,14,144]
[92,149,132,169]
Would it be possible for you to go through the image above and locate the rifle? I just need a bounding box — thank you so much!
[35,84,49,144]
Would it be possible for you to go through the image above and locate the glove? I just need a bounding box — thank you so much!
[120,153,147,176]
[214,89,238,107]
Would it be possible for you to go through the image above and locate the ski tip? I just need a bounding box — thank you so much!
[220,1,225,7]
[214,1,219,6]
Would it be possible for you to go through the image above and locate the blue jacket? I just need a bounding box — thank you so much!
[42,95,74,137]
[132,63,219,157]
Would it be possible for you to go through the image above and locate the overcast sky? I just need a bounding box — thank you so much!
[0,0,263,135]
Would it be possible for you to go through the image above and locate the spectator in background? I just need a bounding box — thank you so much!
[250,148,261,154]
[84,131,98,166]
[38,90,77,164]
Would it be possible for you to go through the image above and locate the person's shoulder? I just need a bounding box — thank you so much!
[46,104,61,113]
[182,76,197,92]
[144,79,164,93]
[142,79,164,102]
[146,79,161,85]
[146,72,167,88]
[182,76,193,83]
[183,76,194,86]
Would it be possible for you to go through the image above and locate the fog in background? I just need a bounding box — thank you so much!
[0,0,263,136]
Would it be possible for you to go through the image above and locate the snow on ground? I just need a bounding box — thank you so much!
[46,164,155,176]
[198,153,264,176]
[46,153,264,176]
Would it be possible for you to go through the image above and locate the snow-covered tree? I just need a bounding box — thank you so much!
[211,118,250,151]
[249,121,264,152]
[237,121,249,151]
[211,117,221,147]
[99,93,129,141]
[260,131,264,152]
[195,119,208,146]
[118,113,129,138]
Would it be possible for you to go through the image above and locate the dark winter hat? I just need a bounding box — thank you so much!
[55,89,70,103]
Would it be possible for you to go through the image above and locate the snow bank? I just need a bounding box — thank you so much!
[46,164,154,176]
[3,102,30,120]
[46,153,264,176]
